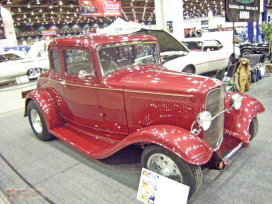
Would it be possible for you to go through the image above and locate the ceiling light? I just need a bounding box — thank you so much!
[59,1,63,6]
[36,0,40,4]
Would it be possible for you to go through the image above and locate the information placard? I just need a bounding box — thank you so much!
[137,168,189,204]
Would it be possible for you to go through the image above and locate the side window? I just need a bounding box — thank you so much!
[63,49,93,76]
[203,40,219,51]
[51,49,61,73]
[4,54,24,61]
[217,41,223,50]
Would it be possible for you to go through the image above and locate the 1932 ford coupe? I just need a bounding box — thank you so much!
[24,33,264,198]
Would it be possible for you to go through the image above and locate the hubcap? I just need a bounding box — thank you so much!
[28,68,41,78]
[30,109,43,134]
[147,153,183,182]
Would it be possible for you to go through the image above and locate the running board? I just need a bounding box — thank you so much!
[223,142,243,161]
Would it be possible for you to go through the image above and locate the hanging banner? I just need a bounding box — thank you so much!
[225,0,260,22]
[79,0,122,17]
[41,30,57,36]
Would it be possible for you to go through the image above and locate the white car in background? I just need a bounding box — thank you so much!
[0,40,49,84]
[134,29,240,74]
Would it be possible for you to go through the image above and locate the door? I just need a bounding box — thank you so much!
[61,48,106,130]
[203,40,226,71]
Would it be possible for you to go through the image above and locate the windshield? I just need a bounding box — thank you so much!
[181,41,203,51]
[98,42,160,76]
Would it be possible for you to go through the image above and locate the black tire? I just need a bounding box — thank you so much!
[241,49,253,57]
[182,65,195,74]
[249,117,259,140]
[27,100,53,141]
[228,84,239,92]
[141,145,202,199]
[228,54,235,66]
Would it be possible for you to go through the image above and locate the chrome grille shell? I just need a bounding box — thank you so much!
[204,87,225,150]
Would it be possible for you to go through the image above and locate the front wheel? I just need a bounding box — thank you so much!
[249,117,259,140]
[27,101,53,141]
[141,145,202,199]
[182,65,194,74]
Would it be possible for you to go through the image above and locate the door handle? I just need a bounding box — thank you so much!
[60,81,66,86]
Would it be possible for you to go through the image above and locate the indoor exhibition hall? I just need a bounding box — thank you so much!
[0,0,272,204]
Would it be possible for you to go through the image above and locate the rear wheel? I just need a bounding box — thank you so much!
[249,117,259,140]
[141,145,202,199]
[27,101,53,141]
[182,65,194,74]
[241,49,253,57]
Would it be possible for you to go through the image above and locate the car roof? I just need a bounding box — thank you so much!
[49,34,158,50]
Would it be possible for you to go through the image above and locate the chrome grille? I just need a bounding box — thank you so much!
[204,87,225,150]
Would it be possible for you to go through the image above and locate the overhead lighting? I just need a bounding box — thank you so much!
[59,1,63,6]
[49,4,53,9]
[36,0,40,4]
[18,8,21,12]
[27,4,31,8]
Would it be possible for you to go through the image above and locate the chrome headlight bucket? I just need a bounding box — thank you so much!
[229,94,242,110]
[196,111,212,131]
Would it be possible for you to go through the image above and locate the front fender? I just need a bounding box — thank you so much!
[24,89,63,130]
[224,92,265,143]
[119,125,213,165]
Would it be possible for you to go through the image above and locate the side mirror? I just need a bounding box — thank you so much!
[78,70,96,79]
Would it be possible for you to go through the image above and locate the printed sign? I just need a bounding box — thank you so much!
[78,0,122,17]
[225,0,260,22]
[137,168,189,204]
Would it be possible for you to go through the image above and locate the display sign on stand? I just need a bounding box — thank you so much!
[137,168,189,204]
[78,0,122,17]
[225,0,260,22]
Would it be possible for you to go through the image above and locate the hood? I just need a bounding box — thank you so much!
[27,40,48,58]
[133,29,189,53]
[103,66,220,96]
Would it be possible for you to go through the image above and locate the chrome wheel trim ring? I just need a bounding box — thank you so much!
[146,153,183,182]
[30,109,43,134]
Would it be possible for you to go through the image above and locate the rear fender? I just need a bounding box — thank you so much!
[224,93,265,143]
[121,125,213,165]
[24,89,63,130]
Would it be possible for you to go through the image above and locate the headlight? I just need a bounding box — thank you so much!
[229,94,242,110]
[196,111,212,131]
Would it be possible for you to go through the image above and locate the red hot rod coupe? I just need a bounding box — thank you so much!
[24,34,264,198]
